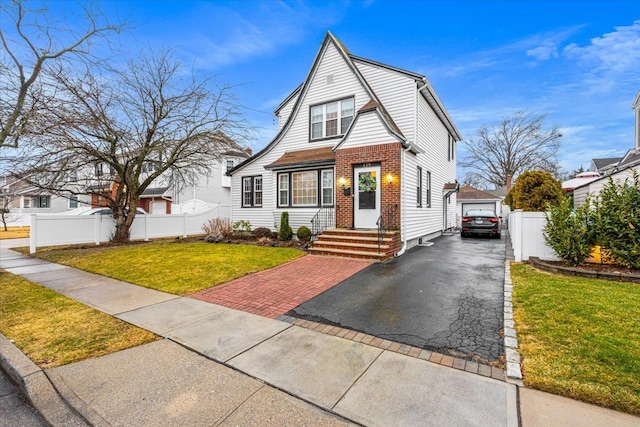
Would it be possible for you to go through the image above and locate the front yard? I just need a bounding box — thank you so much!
[24,241,305,295]
[0,271,158,368]
[511,263,640,415]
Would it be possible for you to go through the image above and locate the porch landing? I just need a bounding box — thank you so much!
[308,228,401,262]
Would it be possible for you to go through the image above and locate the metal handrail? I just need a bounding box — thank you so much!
[377,204,398,253]
[311,206,335,237]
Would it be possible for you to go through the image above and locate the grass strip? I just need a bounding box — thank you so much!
[26,241,304,295]
[0,227,29,239]
[0,271,158,369]
[511,263,640,415]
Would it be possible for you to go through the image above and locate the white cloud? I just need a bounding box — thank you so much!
[176,1,349,69]
[564,20,640,74]
[526,45,559,61]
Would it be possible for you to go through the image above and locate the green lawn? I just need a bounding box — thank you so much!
[27,242,305,295]
[511,263,640,415]
[0,271,158,368]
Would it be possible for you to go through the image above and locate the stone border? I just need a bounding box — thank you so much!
[529,257,640,284]
[278,315,505,382]
[503,262,523,382]
[0,333,89,426]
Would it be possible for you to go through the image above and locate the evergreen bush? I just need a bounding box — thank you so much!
[278,211,293,241]
[544,197,595,266]
[296,225,312,241]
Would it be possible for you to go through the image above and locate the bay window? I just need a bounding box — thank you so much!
[277,169,334,207]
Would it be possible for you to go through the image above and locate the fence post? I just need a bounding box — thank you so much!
[29,214,36,254]
[183,213,188,238]
[513,210,523,262]
[94,214,100,246]
[144,214,149,242]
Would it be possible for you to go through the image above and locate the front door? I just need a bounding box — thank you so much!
[354,165,381,228]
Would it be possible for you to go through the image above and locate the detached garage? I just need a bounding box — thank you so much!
[456,186,502,226]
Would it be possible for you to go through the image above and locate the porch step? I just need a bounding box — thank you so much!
[307,247,391,262]
[310,228,401,262]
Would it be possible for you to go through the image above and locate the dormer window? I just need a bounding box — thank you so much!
[310,97,354,140]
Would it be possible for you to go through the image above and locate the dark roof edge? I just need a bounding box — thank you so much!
[332,107,405,152]
[264,159,335,171]
[274,83,303,116]
[350,55,424,80]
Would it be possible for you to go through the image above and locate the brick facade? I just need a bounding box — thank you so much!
[334,142,402,229]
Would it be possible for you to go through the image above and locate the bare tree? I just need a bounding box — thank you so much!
[12,48,248,242]
[460,111,562,188]
[0,0,124,149]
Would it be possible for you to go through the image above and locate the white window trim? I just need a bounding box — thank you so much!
[310,97,354,140]
[321,169,334,206]
[278,174,289,207]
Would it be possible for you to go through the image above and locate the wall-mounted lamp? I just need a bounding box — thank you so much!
[338,177,351,196]
[386,173,393,184]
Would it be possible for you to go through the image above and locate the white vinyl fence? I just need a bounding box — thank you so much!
[508,210,560,262]
[29,207,223,253]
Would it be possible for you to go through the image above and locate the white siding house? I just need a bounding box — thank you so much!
[229,32,460,251]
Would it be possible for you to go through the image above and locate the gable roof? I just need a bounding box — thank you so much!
[231,31,460,176]
[591,157,622,171]
[457,185,501,201]
[615,149,640,171]
[633,90,640,109]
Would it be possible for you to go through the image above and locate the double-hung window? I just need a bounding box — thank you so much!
[69,195,79,209]
[278,174,289,207]
[310,98,354,140]
[242,176,262,207]
[321,170,334,206]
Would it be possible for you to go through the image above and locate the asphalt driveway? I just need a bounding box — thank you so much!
[289,233,506,362]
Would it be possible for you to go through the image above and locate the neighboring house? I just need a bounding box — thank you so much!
[456,186,502,225]
[574,90,640,208]
[171,144,250,214]
[588,157,622,176]
[562,171,600,192]
[229,32,460,257]
[0,175,86,215]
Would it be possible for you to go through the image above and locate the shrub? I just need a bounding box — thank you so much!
[252,227,272,239]
[278,212,293,241]
[592,171,640,269]
[544,197,595,266]
[202,218,232,239]
[296,225,312,241]
[506,170,563,211]
[232,219,252,233]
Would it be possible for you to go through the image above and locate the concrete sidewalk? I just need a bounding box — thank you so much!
[1,242,639,426]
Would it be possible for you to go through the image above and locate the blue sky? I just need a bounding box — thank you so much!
[41,1,640,178]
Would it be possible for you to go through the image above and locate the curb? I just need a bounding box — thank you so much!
[0,333,89,426]
[504,261,523,384]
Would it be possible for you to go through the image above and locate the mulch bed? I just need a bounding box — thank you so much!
[529,257,640,284]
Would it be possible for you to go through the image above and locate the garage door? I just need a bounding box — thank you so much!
[462,203,496,215]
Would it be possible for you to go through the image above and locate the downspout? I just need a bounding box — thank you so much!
[395,144,413,257]
[395,83,421,257]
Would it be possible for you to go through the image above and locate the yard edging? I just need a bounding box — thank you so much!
[503,261,523,382]
[529,257,640,284]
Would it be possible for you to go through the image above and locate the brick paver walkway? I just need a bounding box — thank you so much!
[190,255,371,318]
